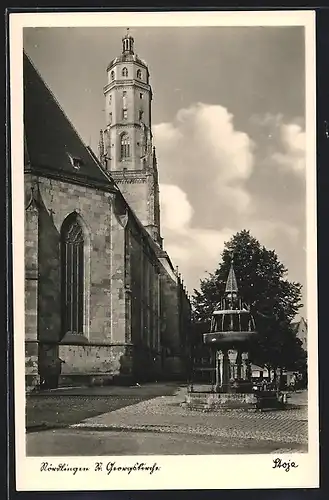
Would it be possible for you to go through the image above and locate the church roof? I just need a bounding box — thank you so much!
[23,52,114,190]
[107,53,147,70]
[225,262,238,295]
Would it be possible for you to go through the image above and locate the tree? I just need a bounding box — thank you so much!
[192,230,304,371]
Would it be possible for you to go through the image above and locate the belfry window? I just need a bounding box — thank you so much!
[137,69,142,79]
[120,133,130,159]
[122,67,128,77]
[110,70,115,81]
[61,213,84,335]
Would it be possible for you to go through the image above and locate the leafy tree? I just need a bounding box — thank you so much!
[192,230,304,371]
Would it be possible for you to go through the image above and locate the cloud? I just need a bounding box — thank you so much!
[155,103,255,221]
[250,113,306,176]
[176,103,254,181]
[155,105,306,295]
[160,184,192,232]
[160,184,233,291]
[272,123,305,174]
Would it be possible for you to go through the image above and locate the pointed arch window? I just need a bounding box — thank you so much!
[122,67,128,77]
[120,133,130,159]
[137,69,142,80]
[61,213,84,335]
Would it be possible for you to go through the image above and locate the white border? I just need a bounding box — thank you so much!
[10,10,319,491]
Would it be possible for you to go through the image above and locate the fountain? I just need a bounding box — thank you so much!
[186,260,259,410]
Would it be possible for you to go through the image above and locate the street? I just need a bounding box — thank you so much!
[26,384,308,456]
[27,428,306,456]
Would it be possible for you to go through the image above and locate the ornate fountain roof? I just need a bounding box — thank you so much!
[225,262,238,295]
[204,258,257,344]
[213,259,245,314]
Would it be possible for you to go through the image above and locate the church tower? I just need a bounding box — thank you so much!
[99,30,162,246]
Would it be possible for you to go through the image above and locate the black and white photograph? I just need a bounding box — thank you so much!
[10,10,318,490]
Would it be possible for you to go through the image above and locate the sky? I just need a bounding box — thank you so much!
[23,25,308,317]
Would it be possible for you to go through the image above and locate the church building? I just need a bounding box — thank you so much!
[24,32,191,391]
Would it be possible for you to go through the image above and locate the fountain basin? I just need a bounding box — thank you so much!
[184,391,257,410]
[203,330,256,344]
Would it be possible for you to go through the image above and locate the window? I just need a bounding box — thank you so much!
[61,213,84,335]
[109,95,112,104]
[68,154,83,170]
[139,93,143,99]
[120,133,130,159]
[122,109,128,120]
[122,67,128,77]
[139,110,144,121]
[123,90,127,97]
[110,70,115,81]
[108,112,112,125]
[137,69,142,79]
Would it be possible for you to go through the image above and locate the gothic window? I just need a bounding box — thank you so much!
[61,213,84,335]
[111,70,115,81]
[122,109,128,120]
[122,67,128,77]
[120,133,130,159]
[137,69,142,79]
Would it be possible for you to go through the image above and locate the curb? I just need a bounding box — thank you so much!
[26,423,69,433]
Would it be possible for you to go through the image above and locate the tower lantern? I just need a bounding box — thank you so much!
[122,29,134,54]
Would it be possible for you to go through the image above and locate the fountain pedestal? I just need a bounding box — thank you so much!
[215,349,251,393]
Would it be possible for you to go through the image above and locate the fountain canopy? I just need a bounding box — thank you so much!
[203,261,256,347]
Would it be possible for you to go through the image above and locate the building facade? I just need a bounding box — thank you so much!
[24,34,191,391]
[292,317,308,352]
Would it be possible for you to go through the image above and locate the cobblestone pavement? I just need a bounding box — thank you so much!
[72,388,308,447]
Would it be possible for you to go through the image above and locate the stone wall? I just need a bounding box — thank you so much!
[159,266,190,379]
[24,173,131,387]
[24,173,185,388]
[127,217,162,382]
[115,178,148,226]
[58,343,132,386]
[25,176,40,388]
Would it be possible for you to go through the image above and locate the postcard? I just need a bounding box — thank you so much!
[9,9,318,490]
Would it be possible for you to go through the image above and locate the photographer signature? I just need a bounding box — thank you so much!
[272,458,299,472]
